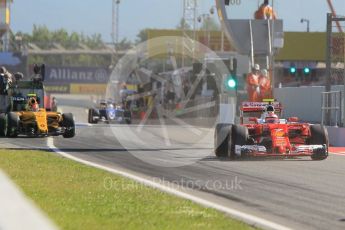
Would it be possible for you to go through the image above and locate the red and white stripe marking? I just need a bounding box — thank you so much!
[329,147,345,156]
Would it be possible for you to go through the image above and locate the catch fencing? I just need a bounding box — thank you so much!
[324,13,345,126]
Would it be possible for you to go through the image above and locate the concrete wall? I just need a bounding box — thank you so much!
[326,126,345,147]
[274,85,344,123]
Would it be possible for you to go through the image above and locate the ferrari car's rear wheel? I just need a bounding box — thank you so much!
[7,112,19,138]
[62,113,75,138]
[309,124,328,160]
[232,125,249,158]
[0,113,7,137]
[214,123,232,158]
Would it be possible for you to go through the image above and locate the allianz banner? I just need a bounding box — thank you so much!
[45,66,110,84]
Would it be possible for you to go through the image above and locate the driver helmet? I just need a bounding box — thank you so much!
[100,101,107,109]
[28,97,39,112]
[108,103,114,109]
[266,105,274,113]
[264,105,279,123]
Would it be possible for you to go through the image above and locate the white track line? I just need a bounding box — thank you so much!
[47,137,291,230]
[329,152,345,156]
[76,122,92,127]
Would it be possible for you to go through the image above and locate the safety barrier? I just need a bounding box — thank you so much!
[321,91,342,127]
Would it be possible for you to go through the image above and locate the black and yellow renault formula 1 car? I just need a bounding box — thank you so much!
[0,65,75,138]
[0,93,75,138]
[2,98,75,138]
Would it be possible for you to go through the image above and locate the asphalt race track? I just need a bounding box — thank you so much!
[1,96,345,230]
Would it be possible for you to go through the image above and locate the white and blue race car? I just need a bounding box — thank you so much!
[88,100,131,124]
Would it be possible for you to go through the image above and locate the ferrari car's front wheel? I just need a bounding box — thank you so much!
[309,124,328,160]
[62,113,75,138]
[232,125,249,158]
[214,123,232,158]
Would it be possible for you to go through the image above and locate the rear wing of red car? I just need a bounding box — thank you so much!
[240,101,283,113]
[240,101,283,124]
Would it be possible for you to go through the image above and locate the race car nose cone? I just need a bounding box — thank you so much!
[278,146,286,154]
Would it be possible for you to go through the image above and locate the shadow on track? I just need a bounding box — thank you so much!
[200,156,312,162]
[4,147,213,153]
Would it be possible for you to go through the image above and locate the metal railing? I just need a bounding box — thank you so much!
[321,91,342,126]
[325,13,345,126]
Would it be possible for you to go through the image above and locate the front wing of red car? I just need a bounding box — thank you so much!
[235,144,328,157]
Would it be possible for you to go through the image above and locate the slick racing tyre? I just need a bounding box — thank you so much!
[124,111,132,124]
[0,113,7,137]
[232,125,249,158]
[125,119,132,124]
[214,123,232,158]
[309,124,328,160]
[88,109,96,124]
[62,113,75,138]
[7,112,19,138]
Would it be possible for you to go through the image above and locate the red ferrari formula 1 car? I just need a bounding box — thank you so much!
[215,100,328,160]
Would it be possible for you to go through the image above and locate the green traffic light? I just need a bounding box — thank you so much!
[227,78,236,88]
[290,67,296,74]
[303,67,310,74]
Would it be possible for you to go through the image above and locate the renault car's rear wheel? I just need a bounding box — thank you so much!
[7,112,19,138]
[0,113,7,137]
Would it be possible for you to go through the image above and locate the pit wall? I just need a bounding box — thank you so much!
[326,126,345,147]
[274,86,344,123]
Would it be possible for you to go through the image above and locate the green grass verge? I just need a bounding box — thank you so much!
[0,150,256,230]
